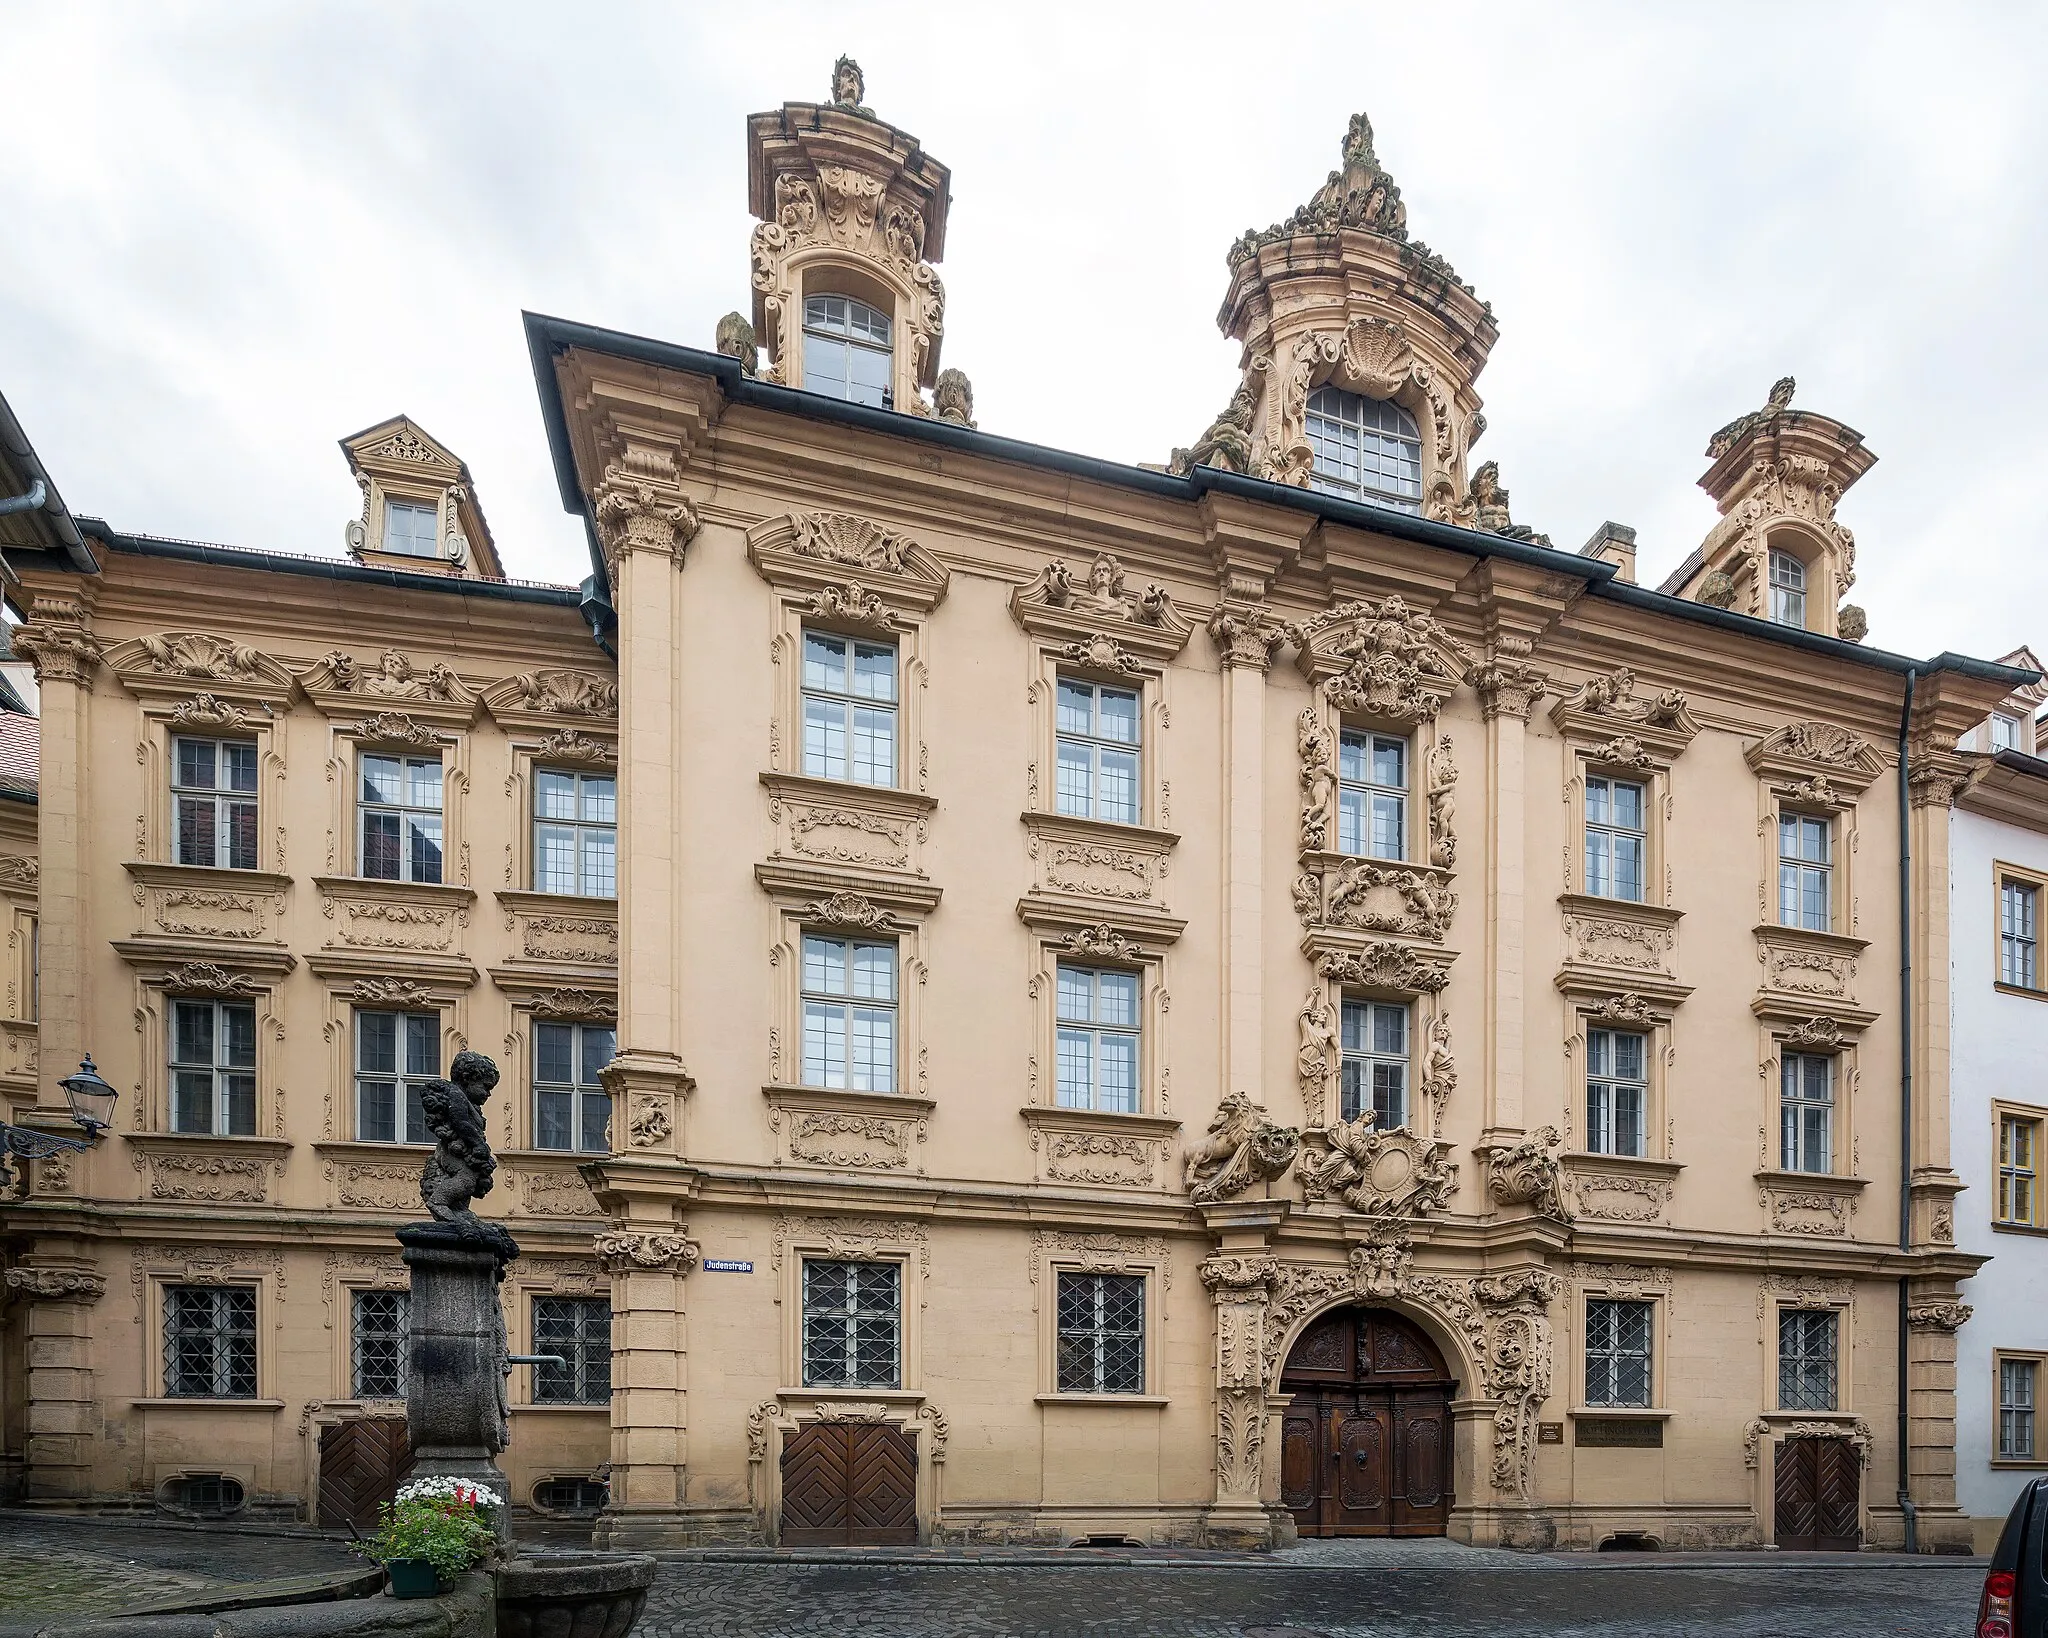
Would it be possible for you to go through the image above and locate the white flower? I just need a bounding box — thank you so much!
[395,1476,503,1509]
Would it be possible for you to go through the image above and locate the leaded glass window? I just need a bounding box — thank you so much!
[351,1289,409,1399]
[1777,813,1831,932]
[1055,678,1141,824]
[1055,964,1140,1113]
[800,935,896,1092]
[1056,1272,1144,1395]
[1585,1028,1647,1158]
[1337,730,1406,859]
[802,631,897,787]
[534,770,616,896]
[359,754,443,884]
[1779,1052,1833,1174]
[1778,1308,1838,1412]
[163,1285,257,1398]
[802,294,893,408]
[534,1021,614,1153]
[1585,1298,1653,1407]
[1340,998,1408,1128]
[532,1297,611,1405]
[170,999,257,1136]
[801,1259,900,1389]
[172,737,258,870]
[1585,775,1646,902]
[1305,387,1423,511]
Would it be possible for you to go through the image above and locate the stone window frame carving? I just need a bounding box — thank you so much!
[1026,1230,1172,1406]
[1550,668,1701,913]
[490,978,620,1157]
[1558,989,1682,1167]
[1994,860,2048,1002]
[1256,318,1463,500]
[498,729,620,902]
[316,714,472,890]
[1296,940,1456,1136]
[129,695,289,878]
[318,1248,411,1408]
[769,1214,931,1398]
[503,1258,611,1413]
[1019,904,1182,1122]
[122,957,292,1143]
[130,1244,287,1406]
[1745,720,1887,948]
[309,970,474,1144]
[1568,1264,1673,1419]
[1754,1010,1869,1239]
[1991,1348,2048,1468]
[1754,1274,1857,1419]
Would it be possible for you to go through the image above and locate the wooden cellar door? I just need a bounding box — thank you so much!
[317,1415,413,1531]
[1772,1435,1861,1551]
[778,1422,918,1546]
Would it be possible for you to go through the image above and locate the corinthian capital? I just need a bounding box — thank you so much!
[1475,640,1549,721]
[593,1229,701,1274]
[13,597,101,686]
[1207,603,1287,671]
[592,461,701,578]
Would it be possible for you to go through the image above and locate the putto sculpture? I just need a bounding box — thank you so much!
[419,1050,517,1257]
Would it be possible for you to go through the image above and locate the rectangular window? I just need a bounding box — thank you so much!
[1584,775,1647,902]
[1777,813,1832,932]
[1585,1298,1653,1408]
[1337,730,1407,860]
[355,1010,440,1144]
[1055,964,1141,1113]
[532,1297,611,1405]
[1055,678,1141,825]
[1769,550,1807,629]
[1999,1112,2042,1227]
[2001,1358,2039,1461]
[163,1285,257,1398]
[1992,713,2022,753]
[800,1259,900,1389]
[384,498,440,558]
[172,737,259,870]
[2003,880,2039,990]
[169,999,257,1136]
[1779,1052,1834,1174]
[534,1021,614,1154]
[1585,1028,1647,1158]
[1056,1271,1145,1395]
[534,769,616,896]
[350,1289,409,1399]
[359,754,443,884]
[1777,1308,1838,1411]
[1339,998,1408,1129]
[802,631,897,787]
[800,934,897,1092]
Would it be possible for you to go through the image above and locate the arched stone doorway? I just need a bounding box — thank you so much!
[1278,1305,1454,1537]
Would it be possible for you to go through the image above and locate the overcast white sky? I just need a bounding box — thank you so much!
[3,2,2044,663]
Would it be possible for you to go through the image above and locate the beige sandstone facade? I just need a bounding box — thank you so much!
[0,63,2028,1551]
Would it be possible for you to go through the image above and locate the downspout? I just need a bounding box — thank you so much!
[1896,667,1918,1555]
[0,478,46,518]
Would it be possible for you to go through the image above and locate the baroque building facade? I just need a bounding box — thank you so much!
[0,63,2029,1550]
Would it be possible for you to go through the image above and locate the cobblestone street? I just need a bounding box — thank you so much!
[0,1516,355,1618]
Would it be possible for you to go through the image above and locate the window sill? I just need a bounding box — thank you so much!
[1753,1169,1868,1194]
[1565,1152,1683,1178]
[512,1402,610,1414]
[132,1398,286,1411]
[313,874,477,905]
[1755,1409,1858,1424]
[759,769,937,815]
[1557,892,1684,926]
[1751,921,1870,955]
[1990,1457,2048,1470]
[1994,982,2048,1005]
[127,1133,292,1155]
[1567,1406,1670,1420]
[496,889,618,917]
[777,1387,924,1405]
[1991,1219,2048,1238]
[124,860,295,895]
[1023,809,1181,852]
[1035,1393,1168,1408]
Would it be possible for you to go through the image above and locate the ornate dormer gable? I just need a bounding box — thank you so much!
[1175,112,1497,527]
[1960,646,2047,756]
[744,59,954,415]
[1009,552,1193,664]
[745,510,950,622]
[102,631,296,708]
[1664,378,1876,640]
[1744,719,1889,798]
[340,416,504,581]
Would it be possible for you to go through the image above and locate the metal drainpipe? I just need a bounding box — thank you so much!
[1896,667,1919,1554]
[0,478,46,518]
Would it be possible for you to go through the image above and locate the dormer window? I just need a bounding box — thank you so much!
[1768,550,1806,628]
[1305,387,1422,512]
[1992,713,2022,753]
[383,498,440,559]
[803,295,893,409]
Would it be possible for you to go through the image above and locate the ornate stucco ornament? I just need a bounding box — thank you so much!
[1291,594,1475,725]
[593,1230,701,1273]
[1297,1121,1457,1219]
[1905,1300,1973,1333]
[1479,1126,1571,1222]
[1184,1090,1300,1205]
[4,1267,107,1302]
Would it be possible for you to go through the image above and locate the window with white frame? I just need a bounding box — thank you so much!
[1777,813,1832,932]
[172,737,259,870]
[163,1285,257,1398]
[1768,550,1806,628]
[800,934,896,1092]
[355,1010,440,1144]
[1999,1111,2041,1227]
[531,1296,611,1405]
[1337,729,1406,859]
[169,999,257,1137]
[1585,775,1647,902]
[534,1021,613,1153]
[1778,1307,1838,1411]
[1585,1298,1653,1407]
[1304,386,1423,512]
[359,754,443,884]
[1585,1028,1647,1158]
[1055,963,1140,1113]
[534,770,616,896]
[1992,713,2023,753]
[1340,998,1408,1128]
[2001,1358,2039,1461]
[1056,677,1141,824]
[383,498,440,558]
[1056,1271,1144,1395]
[2003,879,2039,990]
[802,294,893,409]
[800,1259,900,1389]
[801,631,897,787]
[1779,1052,1834,1174]
[351,1289,409,1399]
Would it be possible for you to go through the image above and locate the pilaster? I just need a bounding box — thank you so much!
[3,1257,108,1499]
[1197,1200,1287,1548]
[589,1220,701,1544]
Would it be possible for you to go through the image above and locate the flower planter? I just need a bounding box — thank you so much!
[495,1553,656,1638]
[385,1559,444,1599]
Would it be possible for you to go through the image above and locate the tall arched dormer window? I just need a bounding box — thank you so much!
[1305,387,1423,512]
[804,294,893,409]
[1768,549,1807,629]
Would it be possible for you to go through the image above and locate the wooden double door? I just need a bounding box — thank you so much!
[1772,1436,1861,1551]
[778,1422,918,1546]
[1280,1307,1453,1537]
[316,1416,412,1532]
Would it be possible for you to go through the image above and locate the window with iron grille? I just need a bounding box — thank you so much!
[2003,880,2039,990]
[534,1021,614,1153]
[359,754,443,883]
[1056,1272,1144,1395]
[163,1285,257,1398]
[172,737,258,870]
[1584,1298,1653,1407]
[355,1010,440,1144]
[2000,1358,2038,1461]
[170,999,257,1136]
[1337,729,1407,859]
[532,1297,612,1405]
[801,1259,900,1389]
[1340,998,1408,1128]
[1777,1308,1838,1412]
[351,1289,409,1399]
[534,770,616,896]
[1055,678,1141,824]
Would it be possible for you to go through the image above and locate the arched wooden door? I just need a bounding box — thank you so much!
[1279,1306,1454,1537]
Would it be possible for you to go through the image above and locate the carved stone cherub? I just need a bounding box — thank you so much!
[1169,378,1260,476]
[933,368,976,427]
[419,1050,515,1251]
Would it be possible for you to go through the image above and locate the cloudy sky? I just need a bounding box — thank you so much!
[3,2,2043,664]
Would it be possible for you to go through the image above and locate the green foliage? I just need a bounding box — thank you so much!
[353,1490,496,1582]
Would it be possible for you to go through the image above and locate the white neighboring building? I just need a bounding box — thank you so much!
[1953,647,2048,1549]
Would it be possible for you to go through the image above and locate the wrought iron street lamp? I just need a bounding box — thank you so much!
[0,1055,117,1188]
